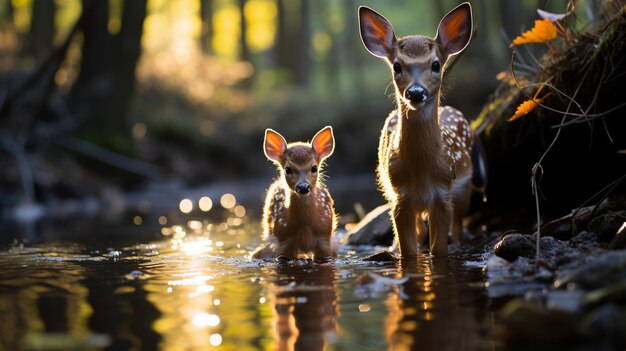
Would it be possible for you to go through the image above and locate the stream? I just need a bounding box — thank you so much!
[0,197,500,351]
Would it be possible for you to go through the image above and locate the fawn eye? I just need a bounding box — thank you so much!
[392,62,402,74]
[431,60,441,73]
[284,167,293,175]
[311,165,318,173]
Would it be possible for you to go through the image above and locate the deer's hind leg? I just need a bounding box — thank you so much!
[429,196,452,257]
[451,175,472,244]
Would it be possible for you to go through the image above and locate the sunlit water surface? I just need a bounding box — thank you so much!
[0,210,497,351]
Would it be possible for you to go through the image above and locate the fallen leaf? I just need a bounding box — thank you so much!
[511,19,558,46]
[507,98,544,122]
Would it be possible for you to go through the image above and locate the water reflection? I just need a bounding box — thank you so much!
[0,206,497,350]
[269,263,338,351]
[385,256,490,351]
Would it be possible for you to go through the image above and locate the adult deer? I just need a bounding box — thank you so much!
[359,3,483,257]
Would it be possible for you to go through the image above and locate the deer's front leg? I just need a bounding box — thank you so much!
[313,237,334,263]
[429,196,452,257]
[276,238,299,260]
[416,214,428,247]
[392,199,418,257]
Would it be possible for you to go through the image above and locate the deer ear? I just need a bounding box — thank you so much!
[264,129,287,164]
[436,2,472,56]
[311,126,334,160]
[359,6,396,59]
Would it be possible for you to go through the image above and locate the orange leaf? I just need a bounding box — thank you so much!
[507,98,544,122]
[510,19,558,46]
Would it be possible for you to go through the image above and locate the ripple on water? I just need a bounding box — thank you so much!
[0,216,495,351]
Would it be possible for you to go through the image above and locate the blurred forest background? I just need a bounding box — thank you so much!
[1,0,624,228]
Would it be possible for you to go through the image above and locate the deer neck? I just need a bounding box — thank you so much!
[396,96,443,166]
[286,186,317,221]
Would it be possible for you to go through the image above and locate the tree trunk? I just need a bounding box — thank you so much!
[342,0,363,90]
[276,0,288,70]
[293,0,310,86]
[3,0,14,27]
[200,0,214,54]
[69,0,115,125]
[239,0,250,62]
[69,0,147,150]
[112,0,147,127]
[29,0,55,58]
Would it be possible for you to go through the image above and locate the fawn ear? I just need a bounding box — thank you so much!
[436,2,472,56]
[311,126,334,161]
[359,6,396,59]
[264,129,287,164]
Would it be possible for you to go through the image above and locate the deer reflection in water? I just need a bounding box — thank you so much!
[385,256,488,351]
[269,263,338,351]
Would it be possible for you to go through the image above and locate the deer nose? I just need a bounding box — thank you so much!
[295,183,310,195]
[405,85,429,103]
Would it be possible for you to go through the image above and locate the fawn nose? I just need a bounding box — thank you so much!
[405,85,429,103]
[295,183,311,195]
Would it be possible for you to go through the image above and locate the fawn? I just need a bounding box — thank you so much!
[359,3,480,257]
[252,126,337,261]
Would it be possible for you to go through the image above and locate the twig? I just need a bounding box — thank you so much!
[510,52,587,267]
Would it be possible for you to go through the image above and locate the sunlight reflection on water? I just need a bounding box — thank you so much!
[0,193,497,350]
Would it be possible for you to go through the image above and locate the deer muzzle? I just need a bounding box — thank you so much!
[295,182,311,195]
[404,84,429,104]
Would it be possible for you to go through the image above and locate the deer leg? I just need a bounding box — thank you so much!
[429,197,451,257]
[416,213,428,248]
[451,178,471,244]
[276,239,299,260]
[313,237,334,263]
[392,199,418,257]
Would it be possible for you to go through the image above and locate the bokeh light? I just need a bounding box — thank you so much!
[234,205,246,217]
[209,333,222,346]
[133,216,143,225]
[132,122,147,140]
[199,196,213,212]
[192,313,220,328]
[179,199,193,213]
[220,194,236,209]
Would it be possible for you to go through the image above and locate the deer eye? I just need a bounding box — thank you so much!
[431,60,441,73]
[392,62,402,74]
[284,167,293,175]
[311,165,318,173]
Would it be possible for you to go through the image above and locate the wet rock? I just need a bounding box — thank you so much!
[500,298,586,347]
[353,272,408,298]
[580,305,626,350]
[541,201,615,240]
[555,250,626,290]
[539,236,563,258]
[568,230,598,248]
[494,233,535,261]
[362,250,398,262]
[589,211,626,243]
[345,204,393,246]
[583,281,626,307]
[494,233,564,262]
[608,221,626,250]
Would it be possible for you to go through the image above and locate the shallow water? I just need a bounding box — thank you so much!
[0,210,499,351]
